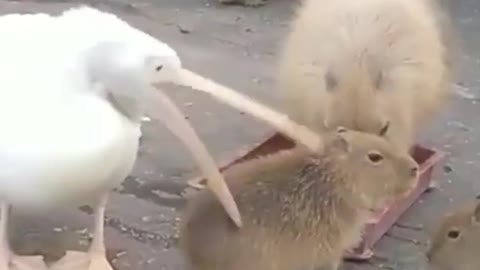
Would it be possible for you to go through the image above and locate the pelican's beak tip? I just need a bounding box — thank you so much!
[233,217,243,228]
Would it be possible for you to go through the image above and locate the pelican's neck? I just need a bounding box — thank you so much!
[84,42,147,123]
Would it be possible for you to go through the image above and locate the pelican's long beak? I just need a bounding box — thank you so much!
[145,86,242,228]
[175,69,323,153]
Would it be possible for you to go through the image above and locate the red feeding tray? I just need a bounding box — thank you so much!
[189,131,445,261]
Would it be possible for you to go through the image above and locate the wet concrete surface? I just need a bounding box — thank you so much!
[1,0,479,269]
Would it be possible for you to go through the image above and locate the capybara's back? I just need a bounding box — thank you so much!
[278,0,454,152]
[180,129,419,270]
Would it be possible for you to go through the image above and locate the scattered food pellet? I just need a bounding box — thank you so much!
[75,228,88,235]
[141,216,152,222]
[116,251,127,258]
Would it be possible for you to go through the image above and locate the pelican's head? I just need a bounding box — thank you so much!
[141,43,182,86]
[85,41,242,227]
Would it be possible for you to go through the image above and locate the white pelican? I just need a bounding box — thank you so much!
[0,5,324,270]
[0,6,245,270]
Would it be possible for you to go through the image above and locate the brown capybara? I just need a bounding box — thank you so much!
[427,197,480,270]
[278,0,455,154]
[180,127,419,270]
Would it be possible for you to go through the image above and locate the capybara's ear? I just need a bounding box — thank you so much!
[332,130,351,154]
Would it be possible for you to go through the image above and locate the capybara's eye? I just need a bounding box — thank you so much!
[367,151,384,163]
[447,229,460,239]
[325,71,337,91]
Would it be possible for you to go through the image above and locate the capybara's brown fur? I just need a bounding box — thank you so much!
[180,128,419,270]
[278,0,455,153]
[427,197,480,270]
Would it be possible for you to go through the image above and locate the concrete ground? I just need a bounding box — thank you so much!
[2,0,479,269]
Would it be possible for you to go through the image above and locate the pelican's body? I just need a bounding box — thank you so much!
[0,6,242,270]
[0,9,146,207]
[0,92,140,208]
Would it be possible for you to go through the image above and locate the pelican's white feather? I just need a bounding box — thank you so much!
[0,94,140,208]
[0,6,171,209]
[0,7,246,268]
